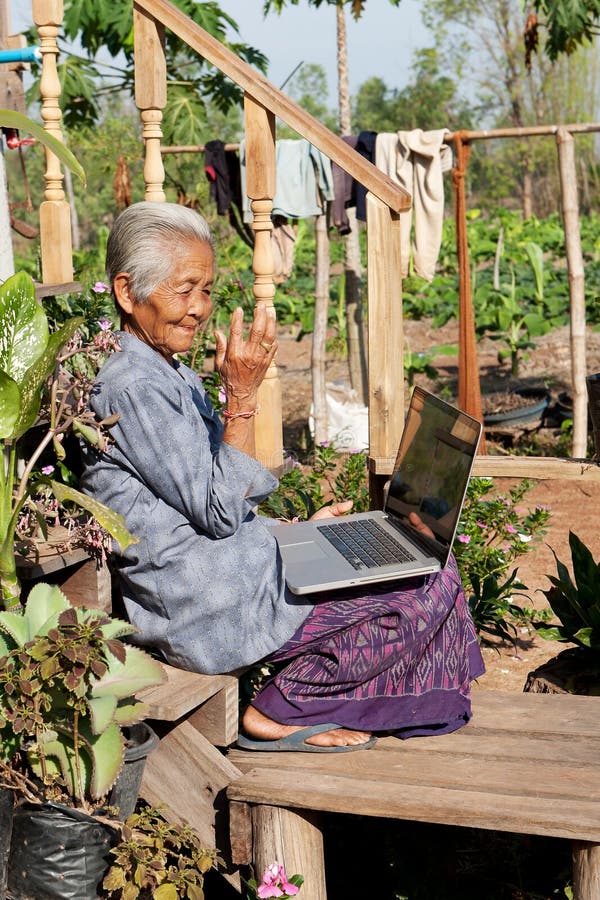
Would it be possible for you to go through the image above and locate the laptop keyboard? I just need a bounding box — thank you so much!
[317,519,417,571]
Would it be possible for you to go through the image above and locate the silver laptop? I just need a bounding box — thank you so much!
[276,386,482,594]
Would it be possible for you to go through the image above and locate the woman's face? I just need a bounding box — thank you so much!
[115,238,214,364]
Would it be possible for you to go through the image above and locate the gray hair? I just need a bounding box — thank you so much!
[106,201,215,303]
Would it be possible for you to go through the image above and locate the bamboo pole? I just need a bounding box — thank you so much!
[312,212,329,445]
[445,122,600,142]
[556,127,588,458]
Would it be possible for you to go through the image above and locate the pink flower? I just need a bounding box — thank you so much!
[92,281,110,293]
[457,534,470,544]
[257,863,299,899]
[476,521,486,528]
[506,524,517,534]
[41,465,55,475]
[218,388,227,404]
[97,319,111,331]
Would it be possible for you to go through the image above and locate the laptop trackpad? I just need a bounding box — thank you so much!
[280,542,328,563]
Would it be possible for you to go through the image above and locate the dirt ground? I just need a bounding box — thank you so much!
[275,317,600,693]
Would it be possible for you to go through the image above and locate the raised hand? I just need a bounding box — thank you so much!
[214,304,278,408]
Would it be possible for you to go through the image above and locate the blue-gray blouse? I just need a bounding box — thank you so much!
[80,332,311,674]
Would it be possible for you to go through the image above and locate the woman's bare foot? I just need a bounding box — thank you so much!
[242,705,372,748]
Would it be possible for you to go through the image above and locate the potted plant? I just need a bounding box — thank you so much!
[0,581,165,898]
[527,531,600,694]
[0,270,136,608]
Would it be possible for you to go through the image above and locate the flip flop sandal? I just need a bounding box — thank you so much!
[235,722,377,753]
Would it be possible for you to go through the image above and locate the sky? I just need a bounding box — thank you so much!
[218,0,429,99]
[10,0,430,102]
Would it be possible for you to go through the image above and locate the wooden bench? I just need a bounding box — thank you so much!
[226,689,600,900]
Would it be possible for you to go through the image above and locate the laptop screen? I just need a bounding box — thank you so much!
[385,387,481,559]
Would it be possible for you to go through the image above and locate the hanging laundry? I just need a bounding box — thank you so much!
[375,129,452,281]
[204,139,253,247]
[354,130,377,222]
[239,138,334,222]
[330,134,358,235]
[271,216,296,284]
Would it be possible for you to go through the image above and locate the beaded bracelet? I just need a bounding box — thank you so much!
[222,406,260,420]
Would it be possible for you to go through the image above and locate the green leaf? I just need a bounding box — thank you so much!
[23,582,71,637]
[11,316,84,440]
[0,271,48,384]
[154,884,179,900]
[0,109,86,184]
[91,645,166,700]
[0,370,20,439]
[86,693,118,734]
[50,480,139,551]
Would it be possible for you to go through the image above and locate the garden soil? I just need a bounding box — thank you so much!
[275,317,600,694]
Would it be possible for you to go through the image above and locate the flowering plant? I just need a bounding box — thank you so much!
[245,862,303,899]
[453,477,552,641]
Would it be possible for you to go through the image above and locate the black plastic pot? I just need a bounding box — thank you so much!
[7,802,115,900]
[0,787,13,898]
[108,721,159,820]
[483,387,550,427]
[586,374,600,459]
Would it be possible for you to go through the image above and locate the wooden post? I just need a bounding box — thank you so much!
[556,127,588,458]
[572,842,600,900]
[244,93,283,470]
[312,212,329,445]
[365,192,404,504]
[32,0,73,285]
[133,2,167,202]
[251,805,327,900]
[451,135,485,451]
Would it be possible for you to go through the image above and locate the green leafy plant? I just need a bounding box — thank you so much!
[103,804,218,899]
[0,272,136,609]
[534,531,600,651]
[0,583,165,809]
[453,477,552,641]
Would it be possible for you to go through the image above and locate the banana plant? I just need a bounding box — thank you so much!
[0,271,137,609]
[0,583,164,807]
[0,108,85,185]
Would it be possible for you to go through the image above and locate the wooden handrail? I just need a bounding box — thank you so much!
[133,0,411,213]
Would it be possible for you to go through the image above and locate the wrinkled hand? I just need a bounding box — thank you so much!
[309,499,354,521]
[215,304,278,405]
[408,511,435,539]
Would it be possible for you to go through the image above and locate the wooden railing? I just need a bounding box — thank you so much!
[32,0,599,488]
[131,0,411,479]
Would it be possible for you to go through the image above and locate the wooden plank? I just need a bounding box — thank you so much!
[138,664,238,721]
[369,454,600,479]
[229,729,600,773]
[141,720,242,889]
[468,690,600,737]
[366,193,404,471]
[187,681,239,747]
[227,768,600,842]
[229,800,252,866]
[133,0,411,213]
[58,557,112,612]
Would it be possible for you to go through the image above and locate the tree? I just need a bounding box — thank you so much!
[532,0,600,60]
[277,63,337,138]
[353,48,473,133]
[422,0,600,217]
[26,0,266,146]
[264,0,402,404]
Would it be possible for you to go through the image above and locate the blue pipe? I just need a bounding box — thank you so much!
[0,47,41,64]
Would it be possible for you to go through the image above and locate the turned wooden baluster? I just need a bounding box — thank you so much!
[244,94,283,470]
[32,0,73,285]
[133,2,166,202]
[366,193,404,506]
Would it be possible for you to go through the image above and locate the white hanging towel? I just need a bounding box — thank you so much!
[375,129,452,281]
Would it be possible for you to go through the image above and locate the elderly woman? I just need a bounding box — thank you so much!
[82,201,484,752]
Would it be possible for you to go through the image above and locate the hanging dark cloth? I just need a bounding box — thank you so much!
[330,134,358,235]
[354,130,377,222]
[204,139,253,247]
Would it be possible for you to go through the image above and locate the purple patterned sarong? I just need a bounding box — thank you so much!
[252,556,485,739]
